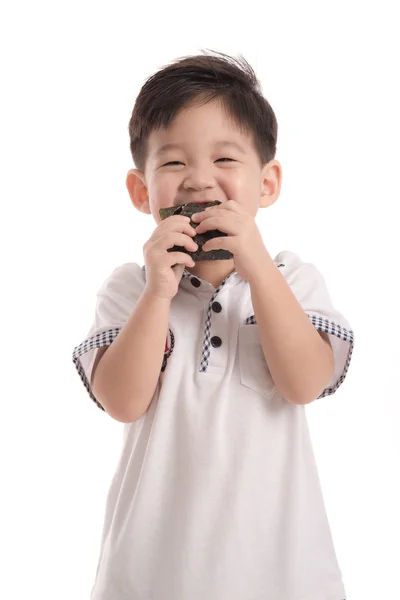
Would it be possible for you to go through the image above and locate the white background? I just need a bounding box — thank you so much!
[1,1,399,598]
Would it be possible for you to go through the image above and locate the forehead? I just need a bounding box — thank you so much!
[147,100,254,156]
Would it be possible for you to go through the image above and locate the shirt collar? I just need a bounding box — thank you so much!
[141,260,285,297]
[180,267,240,295]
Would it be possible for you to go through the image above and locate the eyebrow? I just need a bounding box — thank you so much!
[154,140,247,157]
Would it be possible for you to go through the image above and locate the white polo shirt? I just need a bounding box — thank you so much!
[72,250,354,600]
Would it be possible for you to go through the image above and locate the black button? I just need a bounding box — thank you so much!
[211,336,222,348]
[212,301,222,313]
[191,278,201,288]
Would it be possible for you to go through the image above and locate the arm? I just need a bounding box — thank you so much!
[91,291,171,423]
[84,214,196,421]
[249,252,334,405]
[190,201,337,405]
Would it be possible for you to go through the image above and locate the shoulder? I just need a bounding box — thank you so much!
[97,262,145,298]
[273,250,327,296]
[274,250,298,267]
[273,250,305,280]
[274,250,321,278]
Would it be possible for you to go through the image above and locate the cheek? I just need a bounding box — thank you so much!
[149,175,178,207]
[221,170,255,198]
[219,172,243,198]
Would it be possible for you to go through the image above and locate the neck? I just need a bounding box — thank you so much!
[186,259,236,288]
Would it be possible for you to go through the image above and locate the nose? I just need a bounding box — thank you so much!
[183,166,217,192]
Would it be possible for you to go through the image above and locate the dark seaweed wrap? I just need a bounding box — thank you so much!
[159,201,233,261]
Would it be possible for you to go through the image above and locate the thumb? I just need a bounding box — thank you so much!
[173,263,185,282]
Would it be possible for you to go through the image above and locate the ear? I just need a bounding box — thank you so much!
[260,160,282,208]
[126,169,151,214]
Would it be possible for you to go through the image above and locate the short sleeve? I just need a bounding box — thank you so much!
[72,263,174,411]
[276,250,355,399]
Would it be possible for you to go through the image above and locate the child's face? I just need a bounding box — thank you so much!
[128,98,280,222]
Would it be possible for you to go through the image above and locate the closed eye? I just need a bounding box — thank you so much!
[161,158,235,167]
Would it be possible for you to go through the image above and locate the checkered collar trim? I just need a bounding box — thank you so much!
[140,265,240,290]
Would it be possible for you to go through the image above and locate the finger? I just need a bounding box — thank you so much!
[172,263,186,281]
[167,252,195,268]
[166,222,196,236]
[162,214,192,224]
[152,228,196,246]
[191,207,218,223]
[157,215,195,235]
[222,199,242,211]
[202,236,236,254]
[191,200,241,222]
[195,216,241,236]
[152,229,198,252]
[158,232,198,253]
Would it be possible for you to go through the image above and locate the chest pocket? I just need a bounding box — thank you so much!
[238,324,277,399]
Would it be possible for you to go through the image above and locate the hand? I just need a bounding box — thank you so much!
[191,200,268,282]
[143,215,198,300]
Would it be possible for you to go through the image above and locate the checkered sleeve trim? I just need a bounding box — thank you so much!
[244,313,354,398]
[162,329,175,372]
[307,313,354,398]
[72,328,121,411]
[245,315,257,325]
[72,327,175,410]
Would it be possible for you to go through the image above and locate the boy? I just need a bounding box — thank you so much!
[72,52,354,600]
